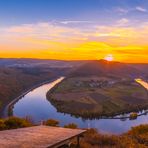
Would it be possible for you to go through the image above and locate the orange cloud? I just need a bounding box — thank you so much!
[0,21,147,63]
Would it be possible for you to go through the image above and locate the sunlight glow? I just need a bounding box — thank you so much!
[104,54,114,61]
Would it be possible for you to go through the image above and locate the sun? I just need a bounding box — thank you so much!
[104,54,114,61]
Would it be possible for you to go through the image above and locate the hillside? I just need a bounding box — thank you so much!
[47,60,148,118]
[69,60,145,78]
[0,58,84,68]
[0,67,55,116]
[0,59,85,117]
[0,62,76,117]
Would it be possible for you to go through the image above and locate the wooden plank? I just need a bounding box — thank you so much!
[0,126,86,148]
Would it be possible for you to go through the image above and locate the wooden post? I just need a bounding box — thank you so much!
[77,136,80,148]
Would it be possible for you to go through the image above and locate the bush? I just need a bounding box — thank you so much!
[97,135,118,146]
[4,117,32,129]
[0,119,6,130]
[24,116,34,125]
[129,112,138,120]
[85,128,98,136]
[80,125,148,148]
[128,124,148,135]
[127,124,148,145]
[44,119,59,127]
[0,117,147,147]
[83,128,118,146]
[64,123,78,129]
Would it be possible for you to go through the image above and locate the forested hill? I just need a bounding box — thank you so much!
[0,58,85,116]
[69,60,147,78]
[0,67,54,116]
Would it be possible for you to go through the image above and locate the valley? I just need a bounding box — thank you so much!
[0,59,80,117]
[47,60,148,118]
[0,1,148,147]
[0,59,148,132]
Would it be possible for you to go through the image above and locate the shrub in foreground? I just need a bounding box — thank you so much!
[64,123,78,129]
[43,119,59,127]
[0,117,32,130]
[79,125,148,148]
[4,117,32,129]
[0,119,6,130]
[0,117,147,147]
[127,124,148,146]
[128,124,148,135]
[81,128,119,147]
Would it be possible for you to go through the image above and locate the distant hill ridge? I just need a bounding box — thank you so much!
[69,59,145,78]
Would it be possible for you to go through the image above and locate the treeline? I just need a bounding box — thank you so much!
[0,117,147,147]
[47,97,148,120]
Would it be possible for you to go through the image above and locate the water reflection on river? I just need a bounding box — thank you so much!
[13,77,148,134]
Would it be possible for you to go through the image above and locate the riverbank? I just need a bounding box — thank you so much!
[11,77,148,134]
[47,76,148,119]
[49,98,148,120]
[2,76,60,118]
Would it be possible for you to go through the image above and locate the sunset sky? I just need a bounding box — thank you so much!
[0,0,148,63]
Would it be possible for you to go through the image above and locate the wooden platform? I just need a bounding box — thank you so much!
[0,126,86,148]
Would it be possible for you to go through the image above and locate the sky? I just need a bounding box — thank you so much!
[0,0,148,63]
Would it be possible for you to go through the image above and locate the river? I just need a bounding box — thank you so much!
[135,78,148,89]
[12,77,148,134]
